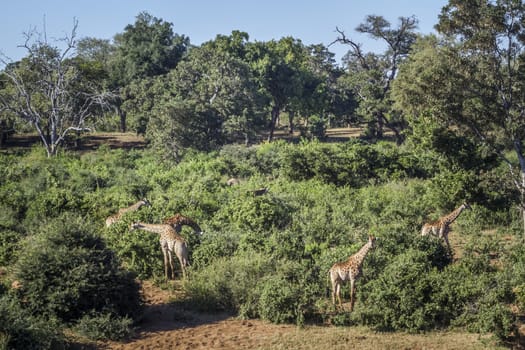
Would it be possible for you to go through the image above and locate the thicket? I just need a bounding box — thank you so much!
[0,138,522,347]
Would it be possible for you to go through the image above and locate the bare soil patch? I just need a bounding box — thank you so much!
[0,127,367,155]
[96,280,503,350]
[1,132,146,153]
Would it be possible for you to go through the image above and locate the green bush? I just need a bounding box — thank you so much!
[103,220,164,279]
[0,229,21,266]
[13,213,142,326]
[185,253,274,313]
[212,194,293,233]
[74,312,134,341]
[191,230,240,269]
[257,275,303,324]
[0,295,64,350]
[306,115,327,139]
[186,253,322,325]
[256,260,322,325]
[356,249,442,332]
[0,137,519,342]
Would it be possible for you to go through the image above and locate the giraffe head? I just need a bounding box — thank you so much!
[130,222,141,231]
[141,198,152,207]
[462,202,472,210]
[368,235,377,248]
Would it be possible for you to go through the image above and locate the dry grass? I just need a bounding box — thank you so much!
[250,326,503,350]
[0,132,146,154]
[99,281,507,350]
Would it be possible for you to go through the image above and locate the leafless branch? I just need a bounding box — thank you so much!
[0,19,110,156]
[330,27,370,69]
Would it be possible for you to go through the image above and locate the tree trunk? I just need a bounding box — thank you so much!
[267,105,280,142]
[521,171,525,241]
[515,140,525,240]
[376,111,384,139]
[288,110,295,135]
[118,106,127,133]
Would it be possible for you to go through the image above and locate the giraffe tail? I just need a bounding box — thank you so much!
[326,268,335,298]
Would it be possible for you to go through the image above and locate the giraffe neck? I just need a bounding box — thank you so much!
[134,223,169,236]
[123,200,146,213]
[179,218,201,232]
[350,240,373,267]
[166,214,202,232]
[443,204,467,225]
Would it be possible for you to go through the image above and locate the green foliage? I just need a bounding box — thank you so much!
[145,43,267,157]
[255,260,319,326]
[0,295,64,349]
[305,115,326,139]
[280,139,428,187]
[185,253,274,313]
[113,11,188,83]
[356,249,444,332]
[74,312,134,341]
[191,230,239,269]
[212,193,293,234]
[0,137,521,343]
[13,213,142,324]
[0,229,21,266]
[186,254,322,325]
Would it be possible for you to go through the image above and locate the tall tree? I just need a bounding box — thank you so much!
[247,37,307,141]
[332,15,418,143]
[146,43,266,160]
[393,0,525,237]
[298,44,353,133]
[0,21,111,157]
[111,12,189,132]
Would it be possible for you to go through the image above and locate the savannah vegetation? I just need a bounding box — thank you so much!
[1,1,525,348]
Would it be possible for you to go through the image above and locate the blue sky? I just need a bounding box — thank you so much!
[1,0,449,65]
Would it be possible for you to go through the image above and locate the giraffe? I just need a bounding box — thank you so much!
[130,222,189,280]
[329,235,376,311]
[250,187,269,196]
[226,177,241,186]
[105,198,151,228]
[421,202,471,250]
[163,213,203,235]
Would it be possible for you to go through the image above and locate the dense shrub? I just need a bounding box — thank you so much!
[0,138,520,343]
[280,139,429,187]
[185,253,274,313]
[355,249,443,332]
[191,229,240,269]
[211,193,294,233]
[74,312,134,341]
[0,229,21,266]
[255,259,321,325]
[13,213,142,329]
[186,253,322,325]
[0,295,64,349]
[103,219,164,279]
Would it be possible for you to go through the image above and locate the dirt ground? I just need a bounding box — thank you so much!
[0,127,363,154]
[96,281,503,350]
[1,132,147,153]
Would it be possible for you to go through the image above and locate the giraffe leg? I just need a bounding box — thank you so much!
[329,271,336,305]
[167,251,176,280]
[444,233,451,251]
[336,283,342,307]
[176,253,186,279]
[331,284,337,306]
[161,247,170,280]
[350,279,356,312]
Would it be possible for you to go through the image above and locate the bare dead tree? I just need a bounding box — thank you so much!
[330,16,418,143]
[0,19,112,156]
